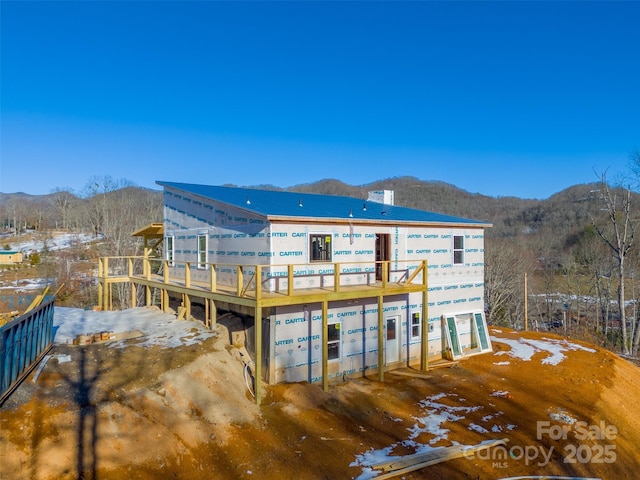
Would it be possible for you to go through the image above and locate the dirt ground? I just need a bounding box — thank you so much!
[1,315,639,480]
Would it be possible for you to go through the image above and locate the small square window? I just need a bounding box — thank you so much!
[310,234,332,262]
[166,236,175,267]
[328,323,340,360]
[453,235,464,265]
[197,234,207,269]
[411,313,421,339]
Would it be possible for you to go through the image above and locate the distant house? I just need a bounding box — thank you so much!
[0,251,23,265]
[156,182,494,386]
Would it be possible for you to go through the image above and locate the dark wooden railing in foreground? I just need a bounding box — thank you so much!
[0,296,55,405]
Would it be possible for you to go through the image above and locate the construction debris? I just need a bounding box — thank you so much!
[69,330,144,346]
[369,438,509,479]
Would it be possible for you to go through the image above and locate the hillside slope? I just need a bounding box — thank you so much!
[0,309,638,479]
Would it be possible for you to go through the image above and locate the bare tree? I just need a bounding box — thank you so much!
[485,238,528,328]
[627,149,640,356]
[590,172,635,355]
[51,188,77,230]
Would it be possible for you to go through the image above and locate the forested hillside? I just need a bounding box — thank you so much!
[1,175,639,357]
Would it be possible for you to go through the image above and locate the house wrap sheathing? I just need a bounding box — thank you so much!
[157,182,493,385]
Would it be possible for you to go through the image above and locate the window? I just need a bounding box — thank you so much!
[166,236,174,266]
[411,312,421,339]
[310,234,332,262]
[327,322,341,360]
[453,235,464,265]
[197,234,207,269]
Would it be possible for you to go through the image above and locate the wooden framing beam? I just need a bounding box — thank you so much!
[322,299,328,392]
[255,305,262,404]
[421,260,429,371]
[378,294,384,382]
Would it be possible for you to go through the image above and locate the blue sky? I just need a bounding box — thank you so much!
[1,1,639,199]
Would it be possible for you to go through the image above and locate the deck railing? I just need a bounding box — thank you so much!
[98,256,427,300]
[0,296,55,404]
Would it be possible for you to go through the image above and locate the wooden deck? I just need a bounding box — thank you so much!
[97,256,430,405]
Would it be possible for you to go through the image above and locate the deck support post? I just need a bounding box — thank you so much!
[420,260,429,372]
[255,305,262,405]
[378,295,384,382]
[322,299,329,392]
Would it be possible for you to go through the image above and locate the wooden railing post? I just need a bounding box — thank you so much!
[98,258,104,309]
[334,263,340,293]
[287,264,294,296]
[378,295,384,382]
[237,266,244,296]
[103,257,109,311]
[421,260,429,372]
[255,265,262,302]
[322,300,329,392]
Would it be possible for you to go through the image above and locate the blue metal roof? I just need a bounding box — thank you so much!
[157,181,489,226]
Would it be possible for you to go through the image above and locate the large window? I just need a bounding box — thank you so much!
[327,322,341,360]
[166,236,174,266]
[197,234,207,269]
[310,234,332,262]
[453,235,464,265]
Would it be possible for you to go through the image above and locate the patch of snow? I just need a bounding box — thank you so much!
[9,233,98,254]
[490,391,511,398]
[493,361,510,366]
[352,393,512,479]
[54,306,215,348]
[549,408,577,425]
[491,336,596,365]
[0,278,51,291]
[491,337,536,361]
[469,423,488,433]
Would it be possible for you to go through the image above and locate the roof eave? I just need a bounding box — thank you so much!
[267,215,491,228]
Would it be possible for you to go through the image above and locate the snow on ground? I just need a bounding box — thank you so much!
[54,306,215,348]
[0,278,50,291]
[351,392,514,479]
[7,232,98,254]
[490,336,596,365]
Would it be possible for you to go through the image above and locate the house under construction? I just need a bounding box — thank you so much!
[98,182,493,403]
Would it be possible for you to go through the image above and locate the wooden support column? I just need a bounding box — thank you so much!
[208,299,217,327]
[255,305,263,405]
[333,263,340,293]
[145,285,151,307]
[131,283,136,309]
[98,258,104,310]
[378,295,384,382]
[102,258,109,311]
[322,299,329,392]
[421,260,429,372]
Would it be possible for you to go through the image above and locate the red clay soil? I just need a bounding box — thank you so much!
[1,325,639,480]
